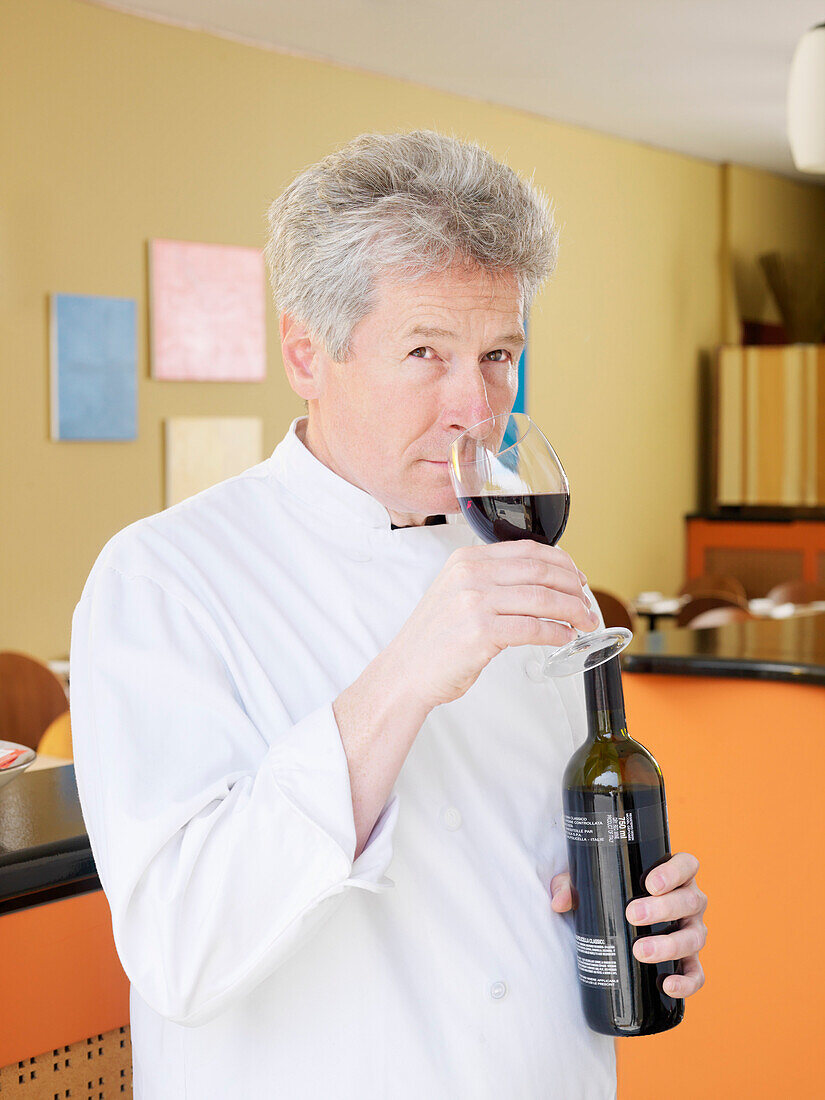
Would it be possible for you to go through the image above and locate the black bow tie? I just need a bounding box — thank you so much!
[390,514,448,530]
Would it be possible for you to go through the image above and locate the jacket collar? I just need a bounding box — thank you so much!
[268,417,465,532]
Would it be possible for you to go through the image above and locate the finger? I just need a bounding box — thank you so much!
[663,954,705,999]
[645,852,701,895]
[470,556,592,605]
[468,540,583,581]
[489,586,599,633]
[633,917,707,963]
[493,615,579,650]
[550,872,573,913]
[626,882,707,926]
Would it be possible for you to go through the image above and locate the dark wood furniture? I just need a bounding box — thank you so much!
[590,588,636,631]
[676,596,752,628]
[0,651,68,750]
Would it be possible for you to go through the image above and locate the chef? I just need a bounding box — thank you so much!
[70,130,707,1099]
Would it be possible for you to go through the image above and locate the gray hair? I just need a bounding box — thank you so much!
[264,129,559,362]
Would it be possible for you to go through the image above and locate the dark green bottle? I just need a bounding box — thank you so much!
[562,656,685,1036]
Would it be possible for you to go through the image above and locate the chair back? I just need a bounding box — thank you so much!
[0,651,70,750]
[679,574,748,603]
[590,588,635,632]
[765,580,825,606]
[37,710,73,760]
[676,597,752,629]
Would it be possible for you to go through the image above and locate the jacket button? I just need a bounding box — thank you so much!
[524,657,545,682]
[346,549,372,562]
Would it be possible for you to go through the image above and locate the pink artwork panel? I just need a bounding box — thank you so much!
[150,238,266,381]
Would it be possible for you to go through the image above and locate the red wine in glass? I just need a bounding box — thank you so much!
[450,412,632,677]
[457,492,570,546]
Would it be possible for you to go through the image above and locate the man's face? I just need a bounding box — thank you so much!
[298,263,524,522]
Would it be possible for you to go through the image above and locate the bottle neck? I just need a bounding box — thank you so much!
[583,656,629,741]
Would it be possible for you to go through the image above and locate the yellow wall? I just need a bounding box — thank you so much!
[722,163,825,341]
[0,0,820,657]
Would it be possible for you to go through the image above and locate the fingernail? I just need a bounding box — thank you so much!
[628,901,647,923]
[664,977,680,996]
[649,873,665,894]
[635,939,652,960]
[578,570,587,584]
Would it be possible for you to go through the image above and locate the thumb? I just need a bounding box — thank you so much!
[550,871,573,913]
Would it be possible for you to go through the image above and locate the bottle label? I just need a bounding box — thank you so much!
[563,790,671,993]
[564,808,640,845]
[575,933,619,988]
[564,801,669,847]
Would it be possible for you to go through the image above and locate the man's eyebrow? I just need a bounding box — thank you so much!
[401,325,526,345]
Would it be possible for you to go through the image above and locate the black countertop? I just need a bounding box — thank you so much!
[685,508,825,522]
[0,764,98,915]
[622,614,825,685]
[2,621,823,915]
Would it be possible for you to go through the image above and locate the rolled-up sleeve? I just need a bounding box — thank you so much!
[69,564,397,1028]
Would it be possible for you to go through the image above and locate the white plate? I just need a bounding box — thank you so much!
[0,740,37,792]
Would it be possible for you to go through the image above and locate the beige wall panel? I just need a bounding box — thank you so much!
[717,348,744,504]
[164,417,263,507]
[781,347,803,505]
[803,348,819,504]
[754,348,784,504]
[818,353,825,503]
[744,348,760,504]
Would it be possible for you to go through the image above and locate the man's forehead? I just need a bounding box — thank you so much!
[374,269,524,342]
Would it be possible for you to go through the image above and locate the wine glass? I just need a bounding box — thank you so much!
[449,411,632,678]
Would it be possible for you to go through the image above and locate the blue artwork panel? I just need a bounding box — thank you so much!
[513,322,527,414]
[51,293,137,441]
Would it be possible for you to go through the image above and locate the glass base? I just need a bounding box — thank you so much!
[524,627,633,680]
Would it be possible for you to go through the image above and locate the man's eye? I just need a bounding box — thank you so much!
[409,347,435,359]
[485,349,512,363]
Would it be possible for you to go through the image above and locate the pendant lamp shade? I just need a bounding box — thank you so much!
[788,24,825,173]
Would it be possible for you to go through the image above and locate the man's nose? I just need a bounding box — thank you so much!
[446,366,493,435]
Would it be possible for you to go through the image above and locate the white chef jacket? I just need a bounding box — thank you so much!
[69,416,616,1100]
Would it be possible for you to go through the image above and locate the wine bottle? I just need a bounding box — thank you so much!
[562,656,685,1036]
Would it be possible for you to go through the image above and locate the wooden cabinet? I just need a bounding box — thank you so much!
[711,345,825,510]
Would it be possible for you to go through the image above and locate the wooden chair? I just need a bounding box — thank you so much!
[765,580,825,606]
[37,710,73,760]
[0,651,70,750]
[676,597,753,629]
[590,588,636,632]
[679,574,748,603]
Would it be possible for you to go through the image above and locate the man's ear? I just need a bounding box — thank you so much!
[280,313,323,400]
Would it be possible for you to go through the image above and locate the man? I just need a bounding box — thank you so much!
[70,130,706,1099]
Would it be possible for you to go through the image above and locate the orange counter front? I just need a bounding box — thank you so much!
[617,671,825,1098]
[0,890,129,1069]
